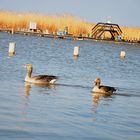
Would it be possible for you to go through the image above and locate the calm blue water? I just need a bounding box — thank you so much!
[0,32,140,140]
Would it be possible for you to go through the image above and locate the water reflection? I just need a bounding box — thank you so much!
[120,56,126,60]
[92,92,112,105]
[8,53,15,57]
[91,91,114,114]
[73,55,79,60]
[24,82,31,97]
[24,82,56,97]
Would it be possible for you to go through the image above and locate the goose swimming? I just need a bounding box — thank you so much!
[92,78,116,94]
[25,64,58,85]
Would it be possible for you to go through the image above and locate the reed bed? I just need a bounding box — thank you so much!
[121,27,140,41]
[0,10,140,39]
[0,11,93,36]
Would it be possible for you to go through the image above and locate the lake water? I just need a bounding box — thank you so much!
[0,32,140,140]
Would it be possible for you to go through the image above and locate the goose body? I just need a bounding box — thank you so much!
[92,78,116,94]
[25,64,58,85]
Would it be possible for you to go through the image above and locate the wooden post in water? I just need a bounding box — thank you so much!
[11,28,14,34]
[120,51,126,59]
[8,42,16,56]
[73,46,80,57]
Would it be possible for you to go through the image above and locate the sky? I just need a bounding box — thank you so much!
[0,0,140,27]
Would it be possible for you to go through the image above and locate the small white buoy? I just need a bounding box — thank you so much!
[120,51,126,59]
[73,46,80,56]
[8,42,16,56]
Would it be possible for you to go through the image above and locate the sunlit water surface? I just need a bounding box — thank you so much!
[0,32,140,140]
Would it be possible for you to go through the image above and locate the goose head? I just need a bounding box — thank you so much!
[26,64,33,78]
[94,77,101,86]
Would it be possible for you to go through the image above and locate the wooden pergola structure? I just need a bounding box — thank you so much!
[91,22,122,40]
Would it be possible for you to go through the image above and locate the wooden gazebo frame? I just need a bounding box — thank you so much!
[91,22,122,40]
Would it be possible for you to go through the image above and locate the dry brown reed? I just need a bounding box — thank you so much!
[0,11,93,36]
[121,26,140,41]
[0,10,140,39]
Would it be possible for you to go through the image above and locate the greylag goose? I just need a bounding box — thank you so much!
[92,78,116,94]
[25,64,58,85]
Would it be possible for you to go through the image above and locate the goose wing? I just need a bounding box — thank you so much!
[99,85,116,93]
[33,75,58,82]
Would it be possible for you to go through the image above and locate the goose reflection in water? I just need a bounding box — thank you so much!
[24,82,31,97]
[24,82,56,97]
[92,92,112,105]
[91,91,115,115]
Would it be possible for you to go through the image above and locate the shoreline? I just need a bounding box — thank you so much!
[0,11,140,42]
[0,28,139,45]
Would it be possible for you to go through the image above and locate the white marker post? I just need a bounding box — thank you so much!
[73,46,80,56]
[9,42,16,56]
[120,51,126,59]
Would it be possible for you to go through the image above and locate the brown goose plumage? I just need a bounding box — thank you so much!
[25,64,58,85]
[92,78,116,94]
